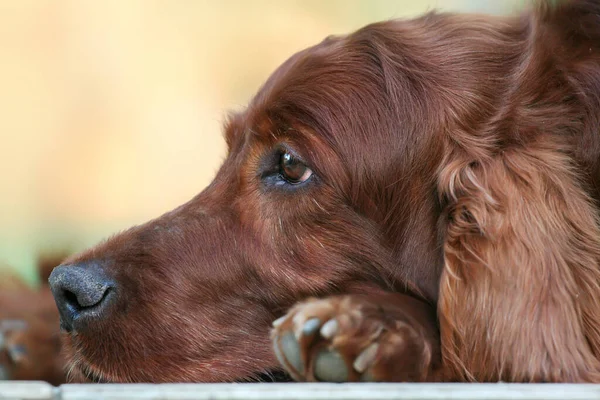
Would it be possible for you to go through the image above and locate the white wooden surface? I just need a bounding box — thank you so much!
[4,382,600,400]
[0,382,55,400]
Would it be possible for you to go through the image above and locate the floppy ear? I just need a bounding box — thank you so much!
[436,139,600,382]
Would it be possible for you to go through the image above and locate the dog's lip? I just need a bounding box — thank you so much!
[238,368,293,383]
[76,364,291,383]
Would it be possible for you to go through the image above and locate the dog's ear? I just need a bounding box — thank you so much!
[433,0,600,382]
[437,145,600,381]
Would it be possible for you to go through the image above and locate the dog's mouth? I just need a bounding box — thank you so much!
[239,369,293,383]
[77,363,291,384]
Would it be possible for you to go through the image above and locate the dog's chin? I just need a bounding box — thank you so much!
[237,369,293,383]
[69,363,114,383]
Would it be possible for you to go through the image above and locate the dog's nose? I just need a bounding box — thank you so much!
[48,263,114,332]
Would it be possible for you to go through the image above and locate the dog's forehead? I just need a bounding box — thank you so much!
[228,24,398,152]
[239,36,352,142]
[256,33,346,100]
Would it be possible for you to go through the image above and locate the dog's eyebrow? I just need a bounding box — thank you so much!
[248,128,280,142]
[244,113,285,143]
[224,112,245,148]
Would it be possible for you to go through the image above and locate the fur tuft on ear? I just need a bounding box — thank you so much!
[438,139,600,382]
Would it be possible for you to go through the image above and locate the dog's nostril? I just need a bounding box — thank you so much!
[63,290,80,310]
[63,288,108,311]
[63,285,110,310]
[48,263,115,332]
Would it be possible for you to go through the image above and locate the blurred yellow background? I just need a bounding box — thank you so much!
[0,0,524,284]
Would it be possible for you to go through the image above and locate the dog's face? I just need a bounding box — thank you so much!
[50,22,447,383]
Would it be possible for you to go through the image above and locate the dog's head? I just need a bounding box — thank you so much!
[49,23,446,383]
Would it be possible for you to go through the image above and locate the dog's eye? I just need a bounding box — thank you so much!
[280,152,313,184]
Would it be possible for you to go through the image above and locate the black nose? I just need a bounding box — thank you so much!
[48,263,115,332]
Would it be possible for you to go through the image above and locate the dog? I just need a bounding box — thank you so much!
[49,0,600,383]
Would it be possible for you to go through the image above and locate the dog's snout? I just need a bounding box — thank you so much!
[48,263,115,332]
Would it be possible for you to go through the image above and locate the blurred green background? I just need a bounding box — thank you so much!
[0,0,526,285]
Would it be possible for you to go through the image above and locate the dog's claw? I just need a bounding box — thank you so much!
[353,342,379,373]
[319,319,339,339]
[272,316,286,328]
[302,318,321,336]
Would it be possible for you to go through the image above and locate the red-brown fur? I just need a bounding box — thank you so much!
[57,0,600,382]
[0,254,66,384]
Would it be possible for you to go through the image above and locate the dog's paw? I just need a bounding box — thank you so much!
[0,320,28,380]
[270,295,432,382]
